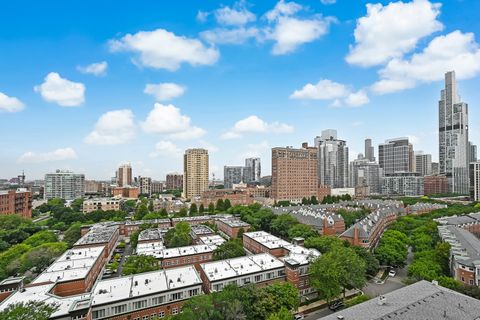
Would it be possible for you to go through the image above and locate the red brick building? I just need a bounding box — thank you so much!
[424,175,449,195]
[215,218,250,238]
[0,189,32,218]
[113,186,139,199]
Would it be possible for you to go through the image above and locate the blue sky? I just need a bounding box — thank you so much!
[1,0,479,180]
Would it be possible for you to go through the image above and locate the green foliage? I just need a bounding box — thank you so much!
[271,215,299,239]
[213,239,245,261]
[23,231,57,247]
[19,242,68,273]
[304,236,347,254]
[0,301,58,320]
[199,204,205,214]
[375,229,409,267]
[309,246,366,303]
[70,198,84,212]
[216,199,225,212]
[190,203,198,215]
[122,255,159,275]
[0,244,31,279]
[266,307,293,320]
[122,200,137,212]
[130,230,140,249]
[224,199,232,210]
[164,222,192,248]
[0,215,41,251]
[345,294,370,307]
[352,246,380,277]
[63,222,82,247]
[208,203,215,213]
[287,224,318,240]
[336,208,370,228]
[321,194,351,204]
[134,204,149,220]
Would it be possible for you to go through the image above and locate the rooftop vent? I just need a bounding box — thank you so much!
[378,295,387,306]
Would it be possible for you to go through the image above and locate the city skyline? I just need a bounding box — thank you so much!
[1,0,480,180]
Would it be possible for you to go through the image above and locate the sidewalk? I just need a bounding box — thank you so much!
[298,289,361,314]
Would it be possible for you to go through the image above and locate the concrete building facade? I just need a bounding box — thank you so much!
[315,129,349,188]
[183,149,209,199]
[44,170,85,200]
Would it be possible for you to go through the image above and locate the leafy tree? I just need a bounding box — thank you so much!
[0,301,58,320]
[263,282,299,312]
[310,196,319,205]
[0,244,31,279]
[310,246,366,302]
[134,204,149,220]
[287,224,318,240]
[20,242,68,273]
[199,204,205,214]
[122,255,159,275]
[148,200,154,212]
[122,200,137,213]
[301,197,309,205]
[70,198,84,212]
[267,307,293,320]
[208,203,215,213]
[270,214,298,238]
[224,199,232,210]
[172,294,221,320]
[23,231,57,247]
[408,258,442,281]
[178,208,188,217]
[63,222,82,247]
[213,239,245,261]
[304,236,347,254]
[130,230,140,249]
[190,203,198,215]
[216,199,225,212]
[352,246,379,277]
[164,222,192,248]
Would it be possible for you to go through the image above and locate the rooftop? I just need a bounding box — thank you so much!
[190,224,215,236]
[200,253,284,282]
[138,228,169,242]
[32,246,104,284]
[91,266,202,306]
[198,235,226,246]
[218,218,250,228]
[137,243,218,259]
[320,280,480,320]
[438,225,480,268]
[74,224,118,246]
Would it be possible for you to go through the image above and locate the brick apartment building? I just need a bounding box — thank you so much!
[424,175,449,195]
[82,198,121,213]
[201,189,254,207]
[0,189,32,218]
[166,173,183,190]
[215,218,250,238]
[112,186,139,199]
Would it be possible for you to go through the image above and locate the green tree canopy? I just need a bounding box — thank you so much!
[0,301,58,320]
[213,239,245,261]
[122,255,159,276]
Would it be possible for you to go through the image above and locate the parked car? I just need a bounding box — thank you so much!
[294,313,304,320]
[389,270,397,277]
[328,300,344,311]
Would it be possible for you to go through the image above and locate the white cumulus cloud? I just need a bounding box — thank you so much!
[17,147,77,163]
[34,72,85,107]
[214,1,256,26]
[372,30,480,94]
[150,140,182,158]
[346,0,443,67]
[200,27,260,45]
[142,103,206,140]
[77,61,108,76]
[144,83,186,101]
[222,115,294,139]
[0,92,24,112]
[320,0,336,4]
[109,29,219,71]
[345,90,370,107]
[84,109,136,145]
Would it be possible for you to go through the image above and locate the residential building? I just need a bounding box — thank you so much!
[244,157,261,183]
[112,186,139,199]
[82,198,121,213]
[470,162,480,201]
[321,280,480,320]
[151,181,164,194]
[382,173,424,196]
[414,151,432,176]
[349,158,381,194]
[315,129,349,188]
[44,170,85,200]
[271,144,318,202]
[85,180,102,195]
[424,175,449,195]
[139,176,152,195]
[199,253,285,293]
[215,218,250,238]
[201,189,254,207]
[469,141,477,163]
[439,71,470,194]
[378,138,414,175]
[166,173,183,190]
[431,162,440,175]
[116,163,132,187]
[183,149,209,199]
[0,188,32,218]
[223,166,244,189]
[364,138,375,162]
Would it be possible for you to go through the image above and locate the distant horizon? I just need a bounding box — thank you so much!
[1,0,479,181]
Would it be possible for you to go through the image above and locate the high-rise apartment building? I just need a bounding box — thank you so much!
[116,163,132,187]
[349,158,381,194]
[414,151,432,176]
[439,71,469,194]
[183,149,209,199]
[382,173,424,196]
[378,138,414,175]
[469,142,477,163]
[44,170,85,200]
[424,175,449,196]
[244,158,261,183]
[315,129,349,188]
[138,176,152,196]
[271,144,318,202]
[364,138,375,162]
[0,189,32,218]
[165,173,183,190]
[469,162,480,201]
[432,162,440,175]
[224,166,244,189]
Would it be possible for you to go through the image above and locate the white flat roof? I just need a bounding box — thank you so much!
[243,231,291,249]
[0,283,91,318]
[137,243,218,259]
[32,246,104,284]
[200,253,284,282]
[198,235,226,246]
[91,266,202,306]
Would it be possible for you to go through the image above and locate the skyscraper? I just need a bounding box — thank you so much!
[414,151,432,176]
[224,166,244,189]
[349,158,381,194]
[315,129,349,188]
[183,149,209,199]
[470,162,480,201]
[117,163,132,187]
[271,144,318,202]
[364,138,375,162]
[378,138,414,175]
[439,71,469,194]
[469,141,477,163]
[44,170,85,200]
[244,157,261,183]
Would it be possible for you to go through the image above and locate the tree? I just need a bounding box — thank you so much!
[0,301,58,320]
[310,196,319,205]
[304,236,347,254]
[148,200,154,212]
[216,199,225,212]
[164,222,192,248]
[213,239,245,261]
[287,224,318,240]
[301,197,309,205]
[224,199,232,210]
[134,204,149,220]
[270,214,298,238]
[310,246,366,302]
[190,203,198,215]
[172,294,221,320]
[208,203,215,213]
[122,255,159,275]
[20,242,68,273]
[267,307,293,320]
[122,200,137,213]
[130,231,140,249]
[23,231,57,247]
[263,282,299,312]
[199,204,205,214]
[70,198,83,212]
[63,222,82,247]
[352,246,379,277]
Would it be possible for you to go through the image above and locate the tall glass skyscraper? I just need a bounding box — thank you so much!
[315,129,349,188]
[439,71,469,194]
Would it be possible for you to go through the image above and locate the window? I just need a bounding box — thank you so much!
[172,307,179,315]
[133,300,147,310]
[92,310,105,319]
[242,277,250,285]
[213,283,223,291]
[189,288,199,297]
[158,311,165,318]
[254,275,262,282]
[111,304,127,315]
[143,316,149,320]
[152,296,165,306]
[170,292,183,301]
